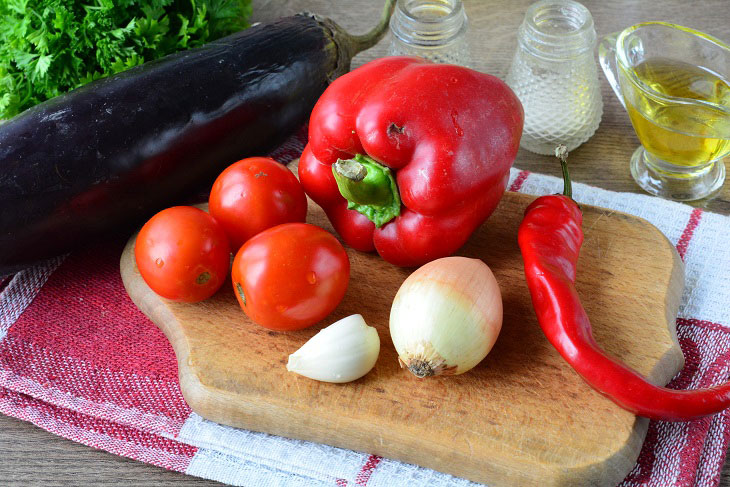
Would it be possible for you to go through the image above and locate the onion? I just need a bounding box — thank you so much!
[389,257,503,377]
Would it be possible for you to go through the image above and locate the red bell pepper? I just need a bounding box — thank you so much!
[299,57,523,266]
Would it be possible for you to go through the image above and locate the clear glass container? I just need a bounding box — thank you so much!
[388,0,472,67]
[599,22,730,201]
[506,0,603,155]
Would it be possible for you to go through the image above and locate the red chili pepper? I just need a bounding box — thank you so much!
[518,146,730,421]
[299,57,523,267]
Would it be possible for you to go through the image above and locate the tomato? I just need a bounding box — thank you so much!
[135,206,230,302]
[209,157,307,251]
[231,223,350,331]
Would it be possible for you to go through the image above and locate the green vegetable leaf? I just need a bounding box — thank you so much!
[33,54,52,78]
[0,0,253,119]
[5,0,29,16]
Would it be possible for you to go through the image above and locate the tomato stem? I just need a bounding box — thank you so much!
[196,271,211,285]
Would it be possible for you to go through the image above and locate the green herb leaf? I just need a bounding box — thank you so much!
[33,54,52,78]
[0,0,252,119]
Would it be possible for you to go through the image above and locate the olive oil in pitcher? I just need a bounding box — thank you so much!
[623,58,730,168]
[599,22,730,200]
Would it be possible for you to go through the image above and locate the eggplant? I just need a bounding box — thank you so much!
[0,1,395,275]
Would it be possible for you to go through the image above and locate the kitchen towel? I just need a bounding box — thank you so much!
[1,130,730,487]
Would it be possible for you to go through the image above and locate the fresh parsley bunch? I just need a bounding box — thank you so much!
[0,0,252,119]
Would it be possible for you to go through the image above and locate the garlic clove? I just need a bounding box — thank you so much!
[286,314,380,383]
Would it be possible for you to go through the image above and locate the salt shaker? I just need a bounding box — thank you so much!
[506,0,603,155]
[388,0,472,67]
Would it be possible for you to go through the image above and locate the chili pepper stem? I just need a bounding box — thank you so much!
[332,154,401,227]
[555,144,572,199]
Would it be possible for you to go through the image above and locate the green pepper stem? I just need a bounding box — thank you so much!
[555,144,572,199]
[332,154,401,228]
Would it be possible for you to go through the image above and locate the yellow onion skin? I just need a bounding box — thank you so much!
[389,256,503,377]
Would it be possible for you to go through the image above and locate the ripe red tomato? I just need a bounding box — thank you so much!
[209,157,307,251]
[231,223,350,331]
[135,206,230,302]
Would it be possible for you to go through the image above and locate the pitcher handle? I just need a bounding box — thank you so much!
[598,32,626,110]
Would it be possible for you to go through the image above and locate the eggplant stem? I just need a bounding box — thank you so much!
[347,0,397,52]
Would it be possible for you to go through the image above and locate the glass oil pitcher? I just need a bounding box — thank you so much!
[599,22,730,201]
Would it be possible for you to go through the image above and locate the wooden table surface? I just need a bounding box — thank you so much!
[1,0,728,485]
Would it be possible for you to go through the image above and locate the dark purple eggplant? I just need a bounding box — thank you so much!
[0,1,395,275]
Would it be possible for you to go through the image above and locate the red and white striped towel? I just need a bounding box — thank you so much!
[1,131,730,486]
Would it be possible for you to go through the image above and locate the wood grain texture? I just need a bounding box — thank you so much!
[0,414,218,486]
[3,1,730,485]
[120,186,685,487]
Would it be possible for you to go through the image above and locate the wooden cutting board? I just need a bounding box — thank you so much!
[120,181,684,487]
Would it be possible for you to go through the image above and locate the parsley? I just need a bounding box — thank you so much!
[0,0,252,119]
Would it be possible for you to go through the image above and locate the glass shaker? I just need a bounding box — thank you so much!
[506,0,603,155]
[388,0,472,67]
